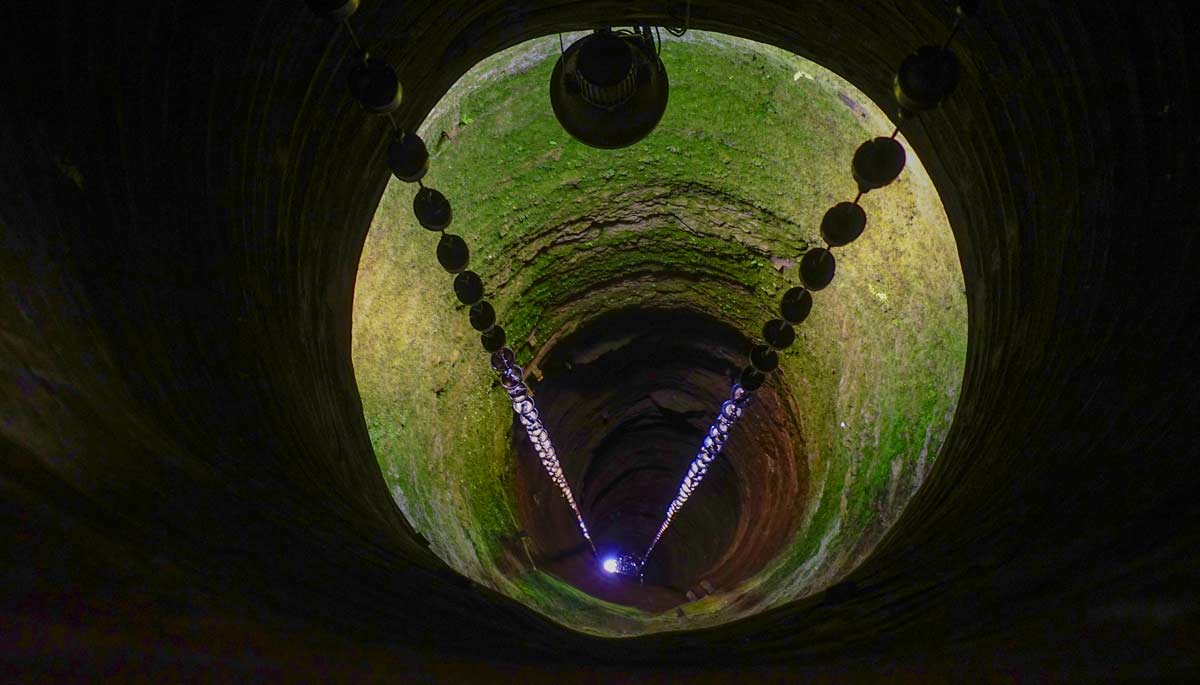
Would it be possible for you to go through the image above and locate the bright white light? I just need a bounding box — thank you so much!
[602,558,618,574]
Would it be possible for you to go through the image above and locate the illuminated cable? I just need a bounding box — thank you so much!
[492,348,596,554]
[641,383,750,566]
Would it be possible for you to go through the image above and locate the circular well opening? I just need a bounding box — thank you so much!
[352,31,967,636]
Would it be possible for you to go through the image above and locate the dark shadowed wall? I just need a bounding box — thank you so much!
[1,1,1198,680]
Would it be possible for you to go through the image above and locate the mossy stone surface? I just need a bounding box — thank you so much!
[353,33,966,636]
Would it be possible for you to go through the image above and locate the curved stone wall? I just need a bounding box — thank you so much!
[352,33,963,634]
[2,1,1197,679]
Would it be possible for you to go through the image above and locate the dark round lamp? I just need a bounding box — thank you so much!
[549,29,669,149]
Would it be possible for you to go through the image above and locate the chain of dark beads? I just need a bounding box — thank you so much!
[641,1,977,568]
[304,0,598,554]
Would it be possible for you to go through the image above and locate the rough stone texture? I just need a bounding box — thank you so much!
[2,0,1198,680]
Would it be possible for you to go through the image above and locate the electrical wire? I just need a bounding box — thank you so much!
[665,0,691,37]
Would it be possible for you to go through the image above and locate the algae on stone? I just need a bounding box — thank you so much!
[352,32,967,636]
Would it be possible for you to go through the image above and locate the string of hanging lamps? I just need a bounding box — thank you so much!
[304,0,598,554]
[632,1,976,577]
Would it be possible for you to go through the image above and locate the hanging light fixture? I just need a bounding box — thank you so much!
[549,27,670,149]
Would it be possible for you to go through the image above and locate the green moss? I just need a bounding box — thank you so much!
[353,32,967,636]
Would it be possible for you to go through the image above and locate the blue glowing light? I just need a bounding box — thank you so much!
[602,553,644,578]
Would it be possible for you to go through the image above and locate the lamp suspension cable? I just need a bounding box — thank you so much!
[637,0,976,574]
[304,0,598,555]
[665,0,691,37]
